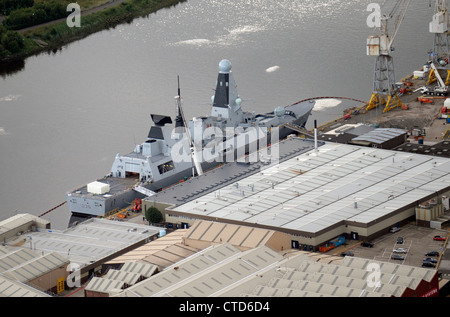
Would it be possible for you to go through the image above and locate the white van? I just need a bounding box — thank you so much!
[390,227,400,233]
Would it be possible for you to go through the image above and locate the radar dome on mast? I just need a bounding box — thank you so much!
[219,59,232,73]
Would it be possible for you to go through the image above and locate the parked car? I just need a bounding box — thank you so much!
[391,254,404,261]
[393,248,407,253]
[425,251,440,257]
[396,237,403,244]
[390,227,401,233]
[423,257,438,264]
[361,241,374,248]
[433,236,446,241]
[340,251,354,257]
[422,262,436,268]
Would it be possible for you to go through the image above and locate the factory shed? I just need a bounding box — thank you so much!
[0,274,51,297]
[216,252,439,297]
[0,213,50,243]
[3,217,161,285]
[113,243,438,297]
[119,261,158,278]
[320,123,376,144]
[183,220,291,251]
[0,245,69,295]
[349,128,407,149]
[115,243,284,297]
[162,142,450,250]
[105,229,199,270]
[84,277,125,297]
[85,261,158,297]
[318,124,407,149]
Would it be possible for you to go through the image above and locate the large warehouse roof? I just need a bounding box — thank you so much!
[114,243,437,297]
[5,218,161,268]
[0,245,67,297]
[169,143,450,235]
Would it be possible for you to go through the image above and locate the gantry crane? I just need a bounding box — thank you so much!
[366,0,411,113]
[427,0,450,86]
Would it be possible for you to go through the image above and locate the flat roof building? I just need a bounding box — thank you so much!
[4,217,162,283]
[155,141,450,250]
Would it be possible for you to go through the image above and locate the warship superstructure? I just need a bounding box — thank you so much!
[66,60,314,224]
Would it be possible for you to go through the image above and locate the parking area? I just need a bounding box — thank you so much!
[339,224,449,269]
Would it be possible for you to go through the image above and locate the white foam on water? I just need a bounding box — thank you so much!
[313,99,342,111]
[265,66,280,73]
[0,94,21,102]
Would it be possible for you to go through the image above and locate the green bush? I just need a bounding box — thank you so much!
[3,1,67,30]
[0,27,24,54]
[0,0,34,16]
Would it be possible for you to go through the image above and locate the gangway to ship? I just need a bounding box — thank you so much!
[283,122,315,138]
[133,185,156,197]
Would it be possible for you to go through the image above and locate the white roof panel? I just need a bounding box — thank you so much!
[172,143,450,234]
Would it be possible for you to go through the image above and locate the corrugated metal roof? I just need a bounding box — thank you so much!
[184,220,277,249]
[120,262,157,278]
[5,218,161,269]
[118,243,283,297]
[352,128,407,144]
[0,214,49,236]
[2,252,69,283]
[171,143,450,234]
[105,269,141,286]
[221,252,437,297]
[85,277,124,293]
[0,275,50,297]
[0,249,37,273]
[106,229,200,270]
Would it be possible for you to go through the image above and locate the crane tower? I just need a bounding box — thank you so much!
[366,0,410,113]
[428,0,450,86]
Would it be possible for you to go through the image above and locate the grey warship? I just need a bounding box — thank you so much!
[67,59,315,224]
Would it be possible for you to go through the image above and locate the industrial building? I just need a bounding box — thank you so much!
[0,214,162,294]
[146,140,450,251]
[84,261,158,297]
[105,228,200,269]
[106,220,292,269]
[318,123,408,149]
[394,140,450,158]
[114,242,439,297]
[0,245,69,296]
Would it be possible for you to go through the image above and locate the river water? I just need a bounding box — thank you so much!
[0,0,434,228]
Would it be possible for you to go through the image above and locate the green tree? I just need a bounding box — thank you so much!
[0,43,8,59]
[1,30,24,53]
[0,0,34,15]
[145,206,163,223]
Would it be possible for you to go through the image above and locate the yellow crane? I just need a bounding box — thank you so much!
[366,0,411,113]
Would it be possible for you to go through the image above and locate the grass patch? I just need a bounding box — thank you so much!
[2,0,186,62]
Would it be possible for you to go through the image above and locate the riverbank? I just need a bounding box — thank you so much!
[0,0,186,63]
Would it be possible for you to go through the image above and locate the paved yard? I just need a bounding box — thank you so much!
[344,224,449,269]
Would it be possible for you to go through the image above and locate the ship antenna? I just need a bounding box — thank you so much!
[175,76,204,176]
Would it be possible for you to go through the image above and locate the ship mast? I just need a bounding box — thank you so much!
[175,76,204,176]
